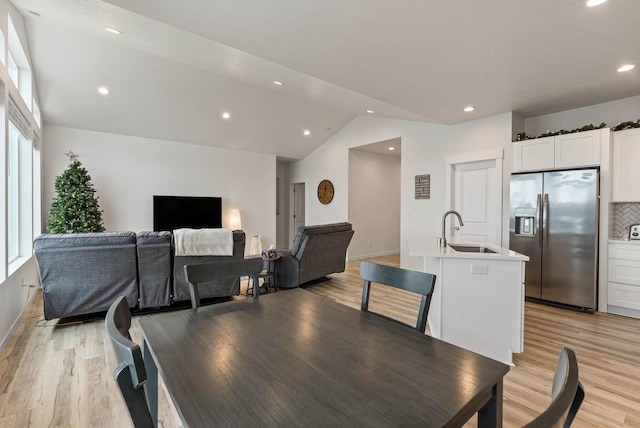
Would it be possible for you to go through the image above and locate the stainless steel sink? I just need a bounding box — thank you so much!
[448,244,496,254]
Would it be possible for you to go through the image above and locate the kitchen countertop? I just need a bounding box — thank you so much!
[609,237,640,244]
[406,236,529,261]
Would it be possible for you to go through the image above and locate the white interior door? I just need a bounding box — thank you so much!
[445,151,503,245]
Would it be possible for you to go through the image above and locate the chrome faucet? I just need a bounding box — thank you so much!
[438,210,464,248]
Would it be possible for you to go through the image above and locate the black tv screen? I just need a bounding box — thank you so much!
[153,196,222,232]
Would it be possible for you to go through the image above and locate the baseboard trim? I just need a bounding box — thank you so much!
[348,251,400,261]
[0,287,39,355]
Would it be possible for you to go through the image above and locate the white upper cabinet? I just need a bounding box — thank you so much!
[512,129,603,173]
[612,128,640,202]
[511,137,554,172]
[554,130,602,168]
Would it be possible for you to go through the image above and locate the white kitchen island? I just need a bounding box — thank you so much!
[407,236,528,365]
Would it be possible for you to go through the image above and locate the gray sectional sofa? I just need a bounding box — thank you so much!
[33,230,245,320]
[276,222,354,289]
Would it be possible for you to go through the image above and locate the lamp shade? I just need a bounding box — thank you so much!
[229,209,242,230]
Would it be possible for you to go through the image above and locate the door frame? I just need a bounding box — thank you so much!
[288,178,308,246]
[444,149,504,245]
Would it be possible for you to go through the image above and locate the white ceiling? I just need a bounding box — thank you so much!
[9,0,640,160]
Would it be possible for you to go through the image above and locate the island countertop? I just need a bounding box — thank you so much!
[406,236,529,261]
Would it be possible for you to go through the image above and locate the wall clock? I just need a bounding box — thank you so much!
[317,179,334,205]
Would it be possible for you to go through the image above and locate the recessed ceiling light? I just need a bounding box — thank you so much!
[105,27,123,35]
[303,130,311,136]
[586,0,607,7]
[222,112,231,119]
[97,86,110,95]
[617,64,636,72]
[273,81,284,86]
[388,147,395,151]
[464,106,475,112]
[366,110,374,114]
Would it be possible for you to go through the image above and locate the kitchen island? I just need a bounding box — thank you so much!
[407,237,528,365]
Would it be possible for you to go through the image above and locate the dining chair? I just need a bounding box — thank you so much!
[184,257,264,309]
[359,261,436,333]
[524,347,585,428]
[105,296,155,428]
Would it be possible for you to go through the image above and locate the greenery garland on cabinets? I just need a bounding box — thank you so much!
[611,119,640,132]
[47,151,105,233]
[515,118,640,141]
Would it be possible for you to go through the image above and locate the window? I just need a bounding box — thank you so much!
[8,15,32,111]
[7,125,19,261]
[8,50,19,87]
[32,98,41,127]
[7,122,34,267]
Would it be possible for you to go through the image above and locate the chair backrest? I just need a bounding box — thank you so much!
[524,347,585,428]
[359,261,436,333]
[184,257,264,309]
[105,296,155,428]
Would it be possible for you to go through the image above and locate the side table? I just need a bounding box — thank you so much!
[246,255,280,296]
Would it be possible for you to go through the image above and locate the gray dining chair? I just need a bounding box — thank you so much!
[184,257,264,309]
[524,347,585,428]
[359,261,436,333]
[105,296,155,428]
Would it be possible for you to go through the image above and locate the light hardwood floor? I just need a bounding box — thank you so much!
[1,254,639,427]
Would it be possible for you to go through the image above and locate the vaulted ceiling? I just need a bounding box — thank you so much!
[10,0,640,160]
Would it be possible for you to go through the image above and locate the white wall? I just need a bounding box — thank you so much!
[0,0,42,354]
[42,125,277,250]
[525,95,640,136]
[348,148,400,258]
[286,113,514,271]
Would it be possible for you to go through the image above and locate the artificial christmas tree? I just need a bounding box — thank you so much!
[47,151,105,233]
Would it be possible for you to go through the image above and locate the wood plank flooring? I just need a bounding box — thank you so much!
[1,253,639,427]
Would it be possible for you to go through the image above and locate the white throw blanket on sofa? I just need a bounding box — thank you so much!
[173,228,233,256]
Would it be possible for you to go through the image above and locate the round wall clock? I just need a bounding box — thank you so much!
[317,179,334,205]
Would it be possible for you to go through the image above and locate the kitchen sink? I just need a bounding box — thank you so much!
[448,244,496,254]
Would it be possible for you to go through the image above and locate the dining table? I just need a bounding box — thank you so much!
[138,287,509,427]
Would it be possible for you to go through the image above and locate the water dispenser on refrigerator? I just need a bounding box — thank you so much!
[514,208,536,237]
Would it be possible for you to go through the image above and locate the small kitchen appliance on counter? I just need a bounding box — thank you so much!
[629,224,640,240]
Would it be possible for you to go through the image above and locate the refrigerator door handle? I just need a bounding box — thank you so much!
[536,194,542,248]
[543,193,549,248]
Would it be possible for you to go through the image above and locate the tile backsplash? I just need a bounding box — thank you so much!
[611,203,640,238]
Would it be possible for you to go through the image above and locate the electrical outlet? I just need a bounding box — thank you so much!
[471,264,488,274]
[22,279,38,288]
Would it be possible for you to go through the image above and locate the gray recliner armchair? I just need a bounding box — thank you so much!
[275,222,354,289]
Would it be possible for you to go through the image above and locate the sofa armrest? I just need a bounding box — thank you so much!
[274,249,300,289]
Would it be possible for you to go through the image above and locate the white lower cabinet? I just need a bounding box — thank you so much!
[608,242,640,317]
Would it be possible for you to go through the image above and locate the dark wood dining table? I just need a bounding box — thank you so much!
[138,288,509,427]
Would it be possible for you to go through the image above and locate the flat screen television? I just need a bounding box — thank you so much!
[153,195,222,232]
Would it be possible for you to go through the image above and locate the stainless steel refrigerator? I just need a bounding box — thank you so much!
[509,168,599,311]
